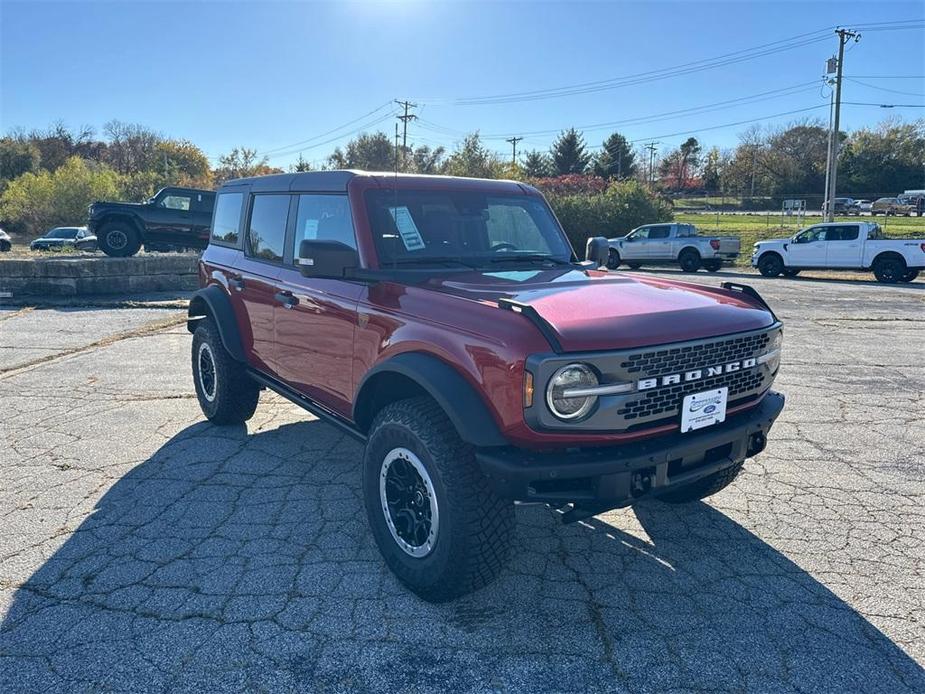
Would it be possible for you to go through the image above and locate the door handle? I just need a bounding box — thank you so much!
[274,291,299,309]
[229,275,244,291]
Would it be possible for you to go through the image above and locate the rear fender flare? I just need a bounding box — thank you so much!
[354,352,508,448]
[187,284,246,361]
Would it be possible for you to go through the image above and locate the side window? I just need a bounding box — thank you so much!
[247,194,290,262]
[842,226,859,240]
[648,226,671,239]
[192,193,214,213]
[629,227,650,240]
[160,194,192,211]
[211,192,244,245]
[292,194,356,263]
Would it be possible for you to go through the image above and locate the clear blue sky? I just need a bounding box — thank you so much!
[2,1,923,169]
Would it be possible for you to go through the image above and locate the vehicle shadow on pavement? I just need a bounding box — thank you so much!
[2,419,922,692]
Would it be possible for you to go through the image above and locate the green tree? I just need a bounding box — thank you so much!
[0,156,122,235]
[546,179,673,253]
[441,132,501,178]
[327,132,395,171]
[0,137,41,183]
[839,119,925,195]
[592,132,636,179]
[410,145,445,174]
[521,150,552,178]
[156,139,212,188]
[550,128,591,175]
[701,146,724,192]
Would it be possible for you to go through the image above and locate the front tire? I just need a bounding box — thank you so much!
[757,253,784,277]
[658,460,745,504]
[363,397,514,602]
[191,317,260,424]
[606,249,620,270]
[900,269,919,283]
[873,256,905,283]
[98,222,142,257]
[678,249,701,273]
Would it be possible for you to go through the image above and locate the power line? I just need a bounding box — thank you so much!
[264,111,397,161]
[395,100,418,167]
[505,136,524,163]
[256,102,394,158]
[843,102,925,108]
[844,78,925,96]
[422,28,839,106]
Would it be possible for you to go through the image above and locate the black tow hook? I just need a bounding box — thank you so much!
[631,468,654,497]
[747,432,767,457]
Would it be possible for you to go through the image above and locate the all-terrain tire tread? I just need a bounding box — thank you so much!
[192,318,259,425]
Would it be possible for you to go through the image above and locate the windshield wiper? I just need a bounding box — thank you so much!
[487,254,572,266]
[389,257,480,269]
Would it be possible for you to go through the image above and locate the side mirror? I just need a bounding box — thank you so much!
[584,236,609,267]
[298,239,359,278]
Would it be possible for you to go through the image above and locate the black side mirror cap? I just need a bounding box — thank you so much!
[297,239,359,278]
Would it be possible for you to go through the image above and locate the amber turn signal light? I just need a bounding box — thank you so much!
[523,371,534,408]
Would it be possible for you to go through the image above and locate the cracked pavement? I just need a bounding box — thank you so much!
[1,275,923,693]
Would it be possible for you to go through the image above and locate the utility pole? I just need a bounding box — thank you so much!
[505,136,524,165]
[824,28,860,222]
[644,142,659,187]
[395,100,417,169]
[394,123,401,174]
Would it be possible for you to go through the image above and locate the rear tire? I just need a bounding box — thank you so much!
[704,260,722,272]
[191,317,259,424]
[899,269,919,283]
[363,397,514,602]
[873,256,905,283]
[658,460,745,504]
[782,268,800,277]
[98,222,141,257]
[606,249,620,270]
[678,249,701,273]
[757,253,784,277]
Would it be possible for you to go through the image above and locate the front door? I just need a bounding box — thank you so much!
[788,226,828,267]
[825,225,863,267]
[273,193,362,417]
[146,190,194,242]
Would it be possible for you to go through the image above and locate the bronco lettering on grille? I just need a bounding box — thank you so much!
[637,357,757,391]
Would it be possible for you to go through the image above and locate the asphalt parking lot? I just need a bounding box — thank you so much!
[1,272,923,693]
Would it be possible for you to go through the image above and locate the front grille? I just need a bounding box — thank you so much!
[620,331,770,377]
[616,332,773,426]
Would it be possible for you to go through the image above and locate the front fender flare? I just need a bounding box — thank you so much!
[354,352,508,448]
[187,284,246,362]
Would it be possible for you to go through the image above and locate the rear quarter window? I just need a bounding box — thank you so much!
[211,192,244,245]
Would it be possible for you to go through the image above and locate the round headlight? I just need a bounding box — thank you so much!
[546,363,599,421]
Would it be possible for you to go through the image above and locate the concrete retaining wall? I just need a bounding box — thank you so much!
[0,255,200,297]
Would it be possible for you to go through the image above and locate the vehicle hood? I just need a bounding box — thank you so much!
[424,267,775,351]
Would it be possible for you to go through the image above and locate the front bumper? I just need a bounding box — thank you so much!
[476,391,784,514]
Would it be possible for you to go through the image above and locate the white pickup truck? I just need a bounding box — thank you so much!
[607,223,741,272]
[752,222,925,283]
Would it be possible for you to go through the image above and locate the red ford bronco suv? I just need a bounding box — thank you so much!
[187,171,784,602]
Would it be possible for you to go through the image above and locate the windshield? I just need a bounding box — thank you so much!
[365,189,573,267]
[48,228,78,239]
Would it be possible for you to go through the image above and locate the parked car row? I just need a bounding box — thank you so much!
[828,196,923,216]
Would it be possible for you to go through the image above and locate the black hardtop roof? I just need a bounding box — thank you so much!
[219,170,536,195]
[157,186,215,195]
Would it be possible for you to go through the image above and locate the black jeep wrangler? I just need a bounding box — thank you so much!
[88,187,215,257]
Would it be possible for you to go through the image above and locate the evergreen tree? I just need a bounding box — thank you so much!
[592,132,636,179]
[550,128,591,175]
[521,150,552,178]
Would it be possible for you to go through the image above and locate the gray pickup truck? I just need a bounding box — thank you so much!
[607,223,741,272]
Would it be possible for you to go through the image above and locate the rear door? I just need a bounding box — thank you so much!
[825,225,863,267]
[189,192,215,248]
[273,193,363,417]
[235,193,291,375]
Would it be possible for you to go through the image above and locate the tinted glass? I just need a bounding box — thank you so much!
[49,228,78,238]
[292,194,356,263]
[191,192,215,212]
[837,226,859,241]
[247,195,290,262]
[211,192,243,244]
[160,194,191,211]
[648,226,671,239]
